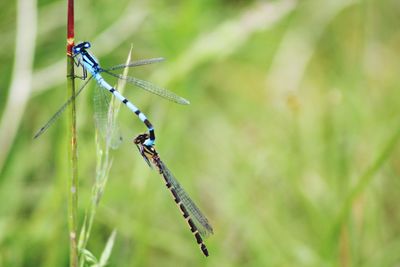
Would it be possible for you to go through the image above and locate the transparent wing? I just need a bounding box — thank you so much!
[102,69,190,105]
[155,158,214,238]
[33,76,93,139]
[134,144,152,168]
[104,58,165,72]
[93,84,123,149]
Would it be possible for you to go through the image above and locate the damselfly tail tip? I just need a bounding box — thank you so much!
[201,244,209,257]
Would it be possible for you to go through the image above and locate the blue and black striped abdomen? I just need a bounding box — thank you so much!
[95,74,155,145]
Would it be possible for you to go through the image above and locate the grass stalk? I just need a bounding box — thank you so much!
[328,123,400,262]
[77,47,132,267]
[66,0,78,266]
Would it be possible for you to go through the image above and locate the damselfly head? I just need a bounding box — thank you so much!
[133,134,154,167]
[133,133,150,145]
[134,133,157,156]
[73,41,91,54]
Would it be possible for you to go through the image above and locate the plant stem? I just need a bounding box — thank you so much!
[328,123,400,261]
[67,0,78,266]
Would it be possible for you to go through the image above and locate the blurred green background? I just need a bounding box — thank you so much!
[1,0,400,266]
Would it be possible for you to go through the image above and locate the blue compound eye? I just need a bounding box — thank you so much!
[83,42,91,48]
[73,41,91,54]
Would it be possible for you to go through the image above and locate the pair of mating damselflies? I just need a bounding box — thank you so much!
[35,41,213,256]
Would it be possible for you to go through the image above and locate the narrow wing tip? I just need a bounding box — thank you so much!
[33,129,44,139]
[204,225,214,237]
[209,226,214,235]
[180,98,190,105]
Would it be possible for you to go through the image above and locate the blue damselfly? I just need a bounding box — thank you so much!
[34,41,189,146]
[134,133,214,257]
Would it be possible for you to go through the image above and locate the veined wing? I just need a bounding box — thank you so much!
[93,84,123,149]
[155,157,214,238]
[104,58,165,72]
[102,69,190,105]
[133,134,212,256]
[33,76,94,139]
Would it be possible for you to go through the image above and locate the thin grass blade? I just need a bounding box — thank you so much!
[97,230,117,267]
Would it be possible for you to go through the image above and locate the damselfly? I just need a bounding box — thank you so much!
[34,41,189,146]
[134,133,214,256]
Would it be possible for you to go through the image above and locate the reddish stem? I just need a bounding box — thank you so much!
[67,0,74,55]
[66,0,78,267]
